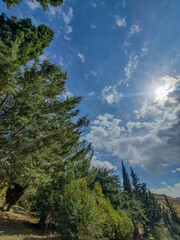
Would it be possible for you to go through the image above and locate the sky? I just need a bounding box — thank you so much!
[1,0,180,197]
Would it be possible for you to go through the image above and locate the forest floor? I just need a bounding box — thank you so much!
[0,204,60,240]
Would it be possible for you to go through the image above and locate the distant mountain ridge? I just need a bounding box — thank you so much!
[153,193,180,214]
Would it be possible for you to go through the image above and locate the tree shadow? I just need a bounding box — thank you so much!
[23,237,60,240]
[0,215,40,236]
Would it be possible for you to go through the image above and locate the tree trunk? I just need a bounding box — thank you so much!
[133,226,140,240]
[143,224,149,238]
[43,207,53,235]
[5,183,27,211]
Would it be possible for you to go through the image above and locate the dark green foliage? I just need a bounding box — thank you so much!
[89,167,121,207]
[3,0,63,10]
[163,195,180,239]
[121,161,131,193]
[130,167,141,197]
[0,59,93,210]
[129,167,162,237]
[0,13,54,65]
[117,192,147,240]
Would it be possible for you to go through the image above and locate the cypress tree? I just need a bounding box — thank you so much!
[121,160,131,193]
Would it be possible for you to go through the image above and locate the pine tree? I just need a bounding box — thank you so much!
[121,161,131,194]
[0,13,54,66]
[89,167,121,207]
[0,60,92,210]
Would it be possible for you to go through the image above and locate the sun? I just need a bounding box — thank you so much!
[154,84,172,102]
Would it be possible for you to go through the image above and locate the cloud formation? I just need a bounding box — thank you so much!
[26,0,40,10]
[114,16,126,28]
[87,76,180,172]
[91,156,117,170]
[128,24,141,36]
[88,91,95,96]
[91,2,96,8]
[172,168,180,173]
[124,53,138,79]
[77,53,85,63]
[90,24,96,29]
[62,7,73,34]
[90,70,97,76]
[151,183,180,198]
[101,85,123,104]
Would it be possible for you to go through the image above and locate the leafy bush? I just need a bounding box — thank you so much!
[56,178,134,240]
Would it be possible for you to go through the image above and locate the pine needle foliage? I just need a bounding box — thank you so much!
[0,59,91,209]
[0,13,54,65]
[3,0,64,10]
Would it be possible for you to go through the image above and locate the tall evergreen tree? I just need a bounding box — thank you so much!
[0,60,92,210]
[89,167,121,207]
[121,160,131,193]
[130,167,142,197]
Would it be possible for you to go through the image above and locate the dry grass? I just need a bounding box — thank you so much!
[0,203,60,240]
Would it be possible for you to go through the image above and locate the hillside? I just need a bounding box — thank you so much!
[154,194,180,214]
[0,204,59,240]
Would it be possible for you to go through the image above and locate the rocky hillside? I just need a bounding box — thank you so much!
[154,193,180,214]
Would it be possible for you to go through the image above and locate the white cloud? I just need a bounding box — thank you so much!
[88,91,95,96]
[171,168,180,173]
[62,7,73,24]
[48,6,56,16]
[114,15,126,28]
[91,156,117,170]
[66,25,72,34]
[101,85,123,104]
[124,53,138,79]
[90,24,96,29]
[151,183,180,198]
[141,42,148,57]
[62,8,73,34]
[91,2,96,8]
[161,181,167,185]
[128,24,141,36]
[77,53,85,63]
[26,0,40,10]
[90,70,97,76]
[64,35,71,41]
[87,76,180,172]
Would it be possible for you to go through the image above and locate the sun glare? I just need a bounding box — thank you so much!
[154,84,172,102]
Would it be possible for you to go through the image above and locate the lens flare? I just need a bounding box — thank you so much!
[154,84,173,102]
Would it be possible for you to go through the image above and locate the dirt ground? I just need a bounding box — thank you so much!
[0,204,60,240]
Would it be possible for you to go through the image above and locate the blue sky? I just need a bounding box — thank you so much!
[1,0,180,197]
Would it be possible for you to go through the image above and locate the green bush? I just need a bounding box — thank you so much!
[56,178,134,240]
[56,178,106,240]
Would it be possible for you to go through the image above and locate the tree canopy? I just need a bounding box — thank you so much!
[0,13,54,65]
[3,0,64,10]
